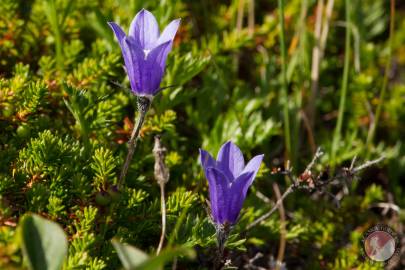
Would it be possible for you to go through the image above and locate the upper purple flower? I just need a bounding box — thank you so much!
[108,9,181,97]
[200,141,264,225]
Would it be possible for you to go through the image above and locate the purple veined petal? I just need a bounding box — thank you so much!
[108,22,126,46]
[108,22,132,86]
[122,37,146,95]
[146,40,172,72]
[199,149,216,174]
[155,19,181,47]
[206,167,231,224]
[108,23,134,90]
[240,154,264,194]
[227,171,254,224]
[129,9,160,50]
[142,41,172,95]
[140,57,162,96]
[217,141,245,180]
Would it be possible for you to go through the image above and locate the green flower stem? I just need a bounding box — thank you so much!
[366,0,395,155]
[214,223,231,270]
[100,96,151,243]
[118,96,151,188]
[101,96,151,241]
[278,0,292,162]
[44,0,64,76]
[77,112,90,154]
[331,0,351,167]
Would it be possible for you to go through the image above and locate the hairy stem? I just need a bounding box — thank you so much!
[331,0,351,168]
[214,223,231,270]
[118,96,151,187]
[278,0,292,163]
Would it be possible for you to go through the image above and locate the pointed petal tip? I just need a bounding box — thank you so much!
[160,40,173,47]
[172,18,182,24]
[108,22,126,41]
[219,140,232,150]
[136,8,155,18]
[198,148,206,156]
[243,154,264,175]
[257,154,264,165]
[218,140,243,158]
[130,8,159,49]
[155,19,181,46]
[222,140,239,149]
[107,21,120,28]
[199,148,216,169]
[198,148,204,160]
[256,154,265,160]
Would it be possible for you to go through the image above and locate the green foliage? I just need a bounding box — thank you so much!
[0,0,404,269]
[91,147,117,190]
[18,130,76,173]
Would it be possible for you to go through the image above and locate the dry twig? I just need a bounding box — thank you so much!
[245,149,385,231]
[153,136,170,255]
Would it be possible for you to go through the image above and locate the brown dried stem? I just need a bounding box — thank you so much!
[245,150,384,231]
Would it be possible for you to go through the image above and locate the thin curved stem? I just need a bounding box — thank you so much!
[118,96,151,188]
[157,183,166,255]
[245,185,294,231]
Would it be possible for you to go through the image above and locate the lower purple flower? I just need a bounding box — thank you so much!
[200,141,264,225]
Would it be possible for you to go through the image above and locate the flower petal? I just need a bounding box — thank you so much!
[206,167,231,224]
[227,171,254,224]
[199,149,216,173]
[108,22,126,45]
[155,19,181,47]
[129,9,160,49]
[108,22,135,89]
[217,141,245,180]
[147,40,173,72]
[143,41,172,95]
[122,37,146,94]
[240,154,264,194]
